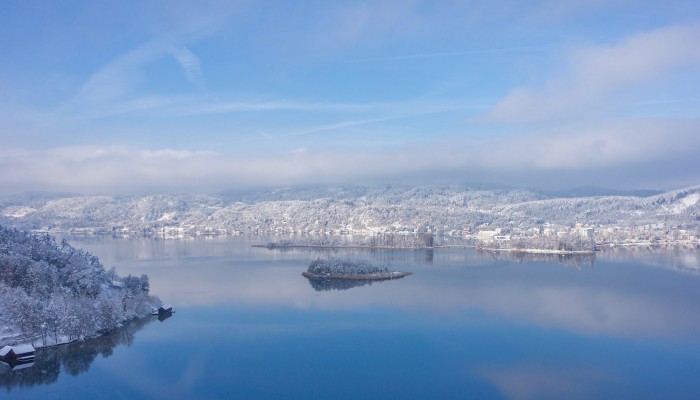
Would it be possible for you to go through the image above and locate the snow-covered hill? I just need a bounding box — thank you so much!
[0,184,698,236]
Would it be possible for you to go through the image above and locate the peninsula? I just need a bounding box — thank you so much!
[0,225,162,349]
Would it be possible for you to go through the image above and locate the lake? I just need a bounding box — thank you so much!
[3,236,700,399]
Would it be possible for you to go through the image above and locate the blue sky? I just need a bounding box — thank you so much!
[1,0,699,194]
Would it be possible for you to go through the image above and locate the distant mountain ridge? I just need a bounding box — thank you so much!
[535,187,664,199]
[0,184,698,236]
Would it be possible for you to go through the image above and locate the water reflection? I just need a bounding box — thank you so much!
[64,236,700,341]
[303,275,411,292]
[0,360,34,372]
[157,312,174,322]
[260,245,436,264]
[477,249,596,269]
[14,236,700,399]
[598,246,700,273]
[0,316,157,390]
[304,277,374,291]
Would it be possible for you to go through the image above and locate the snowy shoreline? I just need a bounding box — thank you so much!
[254,243,441,250]
[479,247,596,255]
[0,334,76,350]
[0,314,158,350]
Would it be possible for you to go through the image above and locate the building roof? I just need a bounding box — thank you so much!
[0,344,35,356]
[12,344,35,354]
[160,304,173,310]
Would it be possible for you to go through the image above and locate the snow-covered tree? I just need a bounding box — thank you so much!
[0,225,161,346]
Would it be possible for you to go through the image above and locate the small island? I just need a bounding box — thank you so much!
[302,258,411,282]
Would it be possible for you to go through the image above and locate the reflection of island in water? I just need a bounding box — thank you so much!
[598,246,700,274]
[257,244,436,264]
[0,316,159,390]
[478,249,596,269]
[304,275,414,292]
[305,277,377,291]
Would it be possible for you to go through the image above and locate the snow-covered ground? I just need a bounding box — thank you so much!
[667,193,700,214]
[0,184,698,237]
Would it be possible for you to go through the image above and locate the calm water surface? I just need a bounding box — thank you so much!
[3,236,700,399]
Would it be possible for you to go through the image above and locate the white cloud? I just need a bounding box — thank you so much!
[69,40,169,106]
[268,116,402,139]
[1,116,699,194]
[52,39,197,123]
[486,23,700,122]
[354,46,535,62]
[61,35,212,116]
[478,364,618,400]
[572,24,700,90]
[313,0,423,45]
[168,46,205,87]
[0,146,220,193]
[287,147,308,155]
[480,118,700,169]
[159,96,476,118]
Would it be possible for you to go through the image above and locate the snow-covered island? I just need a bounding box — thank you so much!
[475,230,596,254]
[0,225,162,349]
[302,258,411,281]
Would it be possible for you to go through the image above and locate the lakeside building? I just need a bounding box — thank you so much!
[0,344,35,362]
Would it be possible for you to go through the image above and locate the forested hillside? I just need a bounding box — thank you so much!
[0,184,698,236]
[0,226,159,347]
